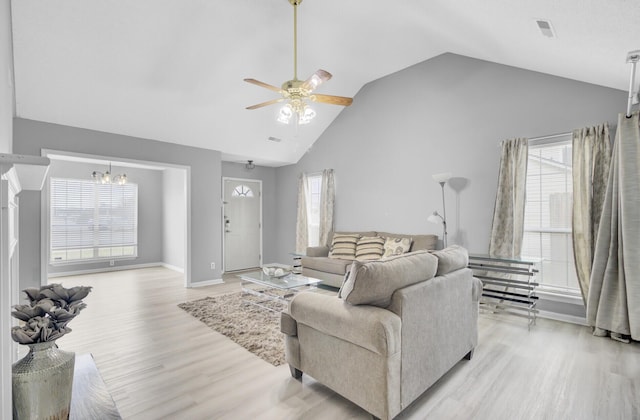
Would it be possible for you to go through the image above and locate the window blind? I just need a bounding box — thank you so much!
[50,178,138,263]
[522,136,578,291]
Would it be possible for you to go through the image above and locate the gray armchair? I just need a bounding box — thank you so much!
[281,248,482,419]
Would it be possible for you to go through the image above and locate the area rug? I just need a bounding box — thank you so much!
[178,292,286,366]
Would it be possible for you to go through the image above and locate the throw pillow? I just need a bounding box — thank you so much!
[430,245,469,276]
[338,250,438,307]
[355,236,385,261]
[329,233,360,260]
[382,236,412,258]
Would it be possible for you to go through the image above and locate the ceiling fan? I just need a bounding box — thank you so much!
[244,0,353,125]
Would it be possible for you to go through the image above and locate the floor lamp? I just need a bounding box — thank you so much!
[428,172,451,248]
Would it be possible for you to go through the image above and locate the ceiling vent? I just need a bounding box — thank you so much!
[267,136,282,142]
[535,19,556,38]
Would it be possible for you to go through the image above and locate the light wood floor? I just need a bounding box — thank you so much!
[53,267,640,420]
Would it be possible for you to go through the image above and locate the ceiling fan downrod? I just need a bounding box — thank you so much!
[290,0,302,81]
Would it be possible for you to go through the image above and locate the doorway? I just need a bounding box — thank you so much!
[223,178,262,272]
[40,150,191,286]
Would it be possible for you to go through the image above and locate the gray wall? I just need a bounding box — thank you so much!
[221,161,278,263]
[273,53,625,319]
[13,118,223,285]
[45,159,163,275]
[162,167,186,270]
[275,53,626,262]
[0,0,13,153]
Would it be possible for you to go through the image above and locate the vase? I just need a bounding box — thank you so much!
[12,341,75,420]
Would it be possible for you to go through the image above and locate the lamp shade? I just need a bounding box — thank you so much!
[432,172,452,183]
[427,211,443,224]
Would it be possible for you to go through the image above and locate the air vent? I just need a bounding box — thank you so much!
[267,136,282,142]
[535,19,556,38]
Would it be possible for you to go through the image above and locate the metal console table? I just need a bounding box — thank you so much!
[468,254,540,329]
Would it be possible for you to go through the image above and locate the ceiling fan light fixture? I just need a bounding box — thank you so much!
[278,101,316,125]
[278,104,293,124]
[299,106,316,124]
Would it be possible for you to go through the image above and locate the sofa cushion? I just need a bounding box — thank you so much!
[329,233,360,260]
[339,250,438,307]
[355,236,385,261]
[326,231,376,247]
[301,256,354,276]
[382,236,412,258]
[431,245,469,276]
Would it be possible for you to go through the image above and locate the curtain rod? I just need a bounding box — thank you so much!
[528,132,572,142]
[497,132,571,147]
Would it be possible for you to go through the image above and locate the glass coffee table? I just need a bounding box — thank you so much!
[238,268,322,312]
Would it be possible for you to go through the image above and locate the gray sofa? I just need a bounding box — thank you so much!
[301,231,438,288]
[281,247,482,420]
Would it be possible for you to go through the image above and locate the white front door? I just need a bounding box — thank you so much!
[223,178,261,272]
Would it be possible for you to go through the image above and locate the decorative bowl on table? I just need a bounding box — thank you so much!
[262,265,291,278]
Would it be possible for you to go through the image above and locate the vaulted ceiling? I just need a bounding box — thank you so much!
[11,0,639,166]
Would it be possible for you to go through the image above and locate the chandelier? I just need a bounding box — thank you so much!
[92,162,127,185]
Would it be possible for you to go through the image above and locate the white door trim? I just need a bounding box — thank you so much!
[222,177,263,273]
[1,164,22,420]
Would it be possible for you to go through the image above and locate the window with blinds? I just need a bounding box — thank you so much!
[50,178,138,263]
[522,136,579,291]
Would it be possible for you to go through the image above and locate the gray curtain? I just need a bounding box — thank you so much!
[318,169,335,247]
[588,112,640,342]
[572,124,611,305]
[295,173,309,254]
[489,138,528,258]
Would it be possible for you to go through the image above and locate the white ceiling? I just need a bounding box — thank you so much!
[11,0,640,167]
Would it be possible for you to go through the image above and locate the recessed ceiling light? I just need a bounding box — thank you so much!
[535,19,556,38]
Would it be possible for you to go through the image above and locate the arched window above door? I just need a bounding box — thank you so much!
[232,185,254,197]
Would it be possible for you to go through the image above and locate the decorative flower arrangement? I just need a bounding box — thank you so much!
[11,284,92,344]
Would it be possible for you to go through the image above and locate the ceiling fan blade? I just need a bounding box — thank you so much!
[244,78,282,93]
[246,98,284,110]
[301,69,333,92]
[310,93,353,107]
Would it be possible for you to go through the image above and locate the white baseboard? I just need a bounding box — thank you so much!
[48,262,164,278]
[537,310,588,326]
[536,289,584,305]
[189,279,224,288]
[161,263,184,274]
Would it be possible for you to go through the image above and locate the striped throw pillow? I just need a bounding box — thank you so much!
[329,233,360,260]
[382,237,412,258]
[355,236,385,261]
